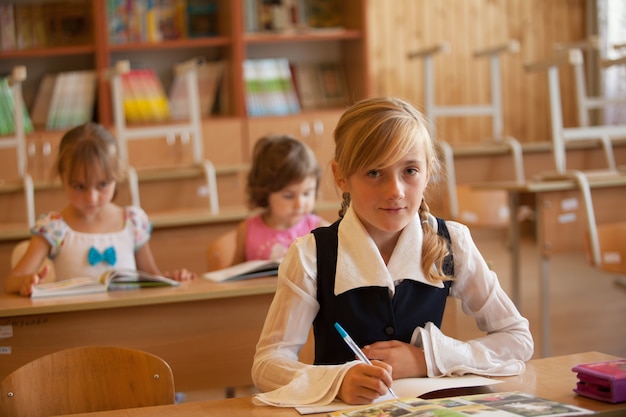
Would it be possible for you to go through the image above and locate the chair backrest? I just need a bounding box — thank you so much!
[206,228,238,272]
[11,239,56,282]
[586,222,626,275]
[0,346,175,416]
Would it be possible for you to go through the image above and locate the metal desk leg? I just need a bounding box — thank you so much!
[540,255,552,357]
[509,191,521,308]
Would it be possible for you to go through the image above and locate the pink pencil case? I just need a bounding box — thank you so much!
[572,358,626,403]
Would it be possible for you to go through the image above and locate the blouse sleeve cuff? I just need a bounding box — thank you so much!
[418,322,526,377]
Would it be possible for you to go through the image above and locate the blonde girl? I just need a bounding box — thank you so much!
[252,97,533,406]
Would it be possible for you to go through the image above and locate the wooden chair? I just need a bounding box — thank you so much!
[11,239,56,282]
[408,42,525,228]
[0,346,175,416]
[0,66,36,228]
[586,222,626,288]
[206,228,238,272]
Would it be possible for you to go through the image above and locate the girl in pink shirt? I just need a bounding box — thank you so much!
[233,135,329,265]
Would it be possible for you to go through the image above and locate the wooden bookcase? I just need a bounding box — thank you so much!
[0,0,368,128]
[0,0,368,230]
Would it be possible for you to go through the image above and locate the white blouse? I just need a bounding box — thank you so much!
[251,206,533,406]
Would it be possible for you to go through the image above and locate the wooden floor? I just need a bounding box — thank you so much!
[182,227,626,403]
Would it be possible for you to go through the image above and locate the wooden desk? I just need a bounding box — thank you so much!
[474,175,626,357]
[0,277,278,396]
[52,351,625,417]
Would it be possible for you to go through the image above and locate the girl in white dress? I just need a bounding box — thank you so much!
[6,122,195,296]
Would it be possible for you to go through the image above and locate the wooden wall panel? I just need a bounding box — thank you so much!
[367,0,586,145]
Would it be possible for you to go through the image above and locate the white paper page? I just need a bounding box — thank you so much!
[294,375,502,415]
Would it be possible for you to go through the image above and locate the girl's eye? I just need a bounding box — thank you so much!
[366,170,380,178]
[405,167,418,175]
[72,183,84,191]
[97,181,109,190]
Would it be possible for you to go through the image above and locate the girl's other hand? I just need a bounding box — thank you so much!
[337,361,393,405]
[165,268,197,281]
[362,340,427,379]
[20,264,50,297]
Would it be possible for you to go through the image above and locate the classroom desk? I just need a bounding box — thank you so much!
[0,277,278,396]
[51,351,625,417]
[474,175,626,357]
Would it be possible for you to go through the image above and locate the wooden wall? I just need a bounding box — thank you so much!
[366,0,586,145]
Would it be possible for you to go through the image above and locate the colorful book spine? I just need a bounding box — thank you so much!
[0,4,17,51]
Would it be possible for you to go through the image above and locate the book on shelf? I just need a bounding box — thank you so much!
[572,358,626,403]
[0,76,34,136]
[245,0,330,33]
[276,58,301,114]
[169,58,225,120]
[187,0,218,38]
[304,0,342,29]
[202,259,280,282]
[0,4,16,52]
[31,269,181,299]
[44,70,97,131]
[14,4,33,50]
[327,391,595,417]
[107,0,189,44]
[243,58,301,117]
[121,68,171,123]
[292,61,348,110]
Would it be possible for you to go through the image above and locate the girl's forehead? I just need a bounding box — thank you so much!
[66,160,109,183]
[373,142,427,168]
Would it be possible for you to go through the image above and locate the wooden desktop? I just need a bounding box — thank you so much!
[0,277,279,396]
[49,351,625,417]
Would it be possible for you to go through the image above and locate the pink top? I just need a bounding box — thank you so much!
[245,213,323,261]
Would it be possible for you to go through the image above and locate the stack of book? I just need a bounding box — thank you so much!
[121,69,171,124]
[0,75,34,136]
[244,0,343,33]
[292,61,348,110]
[0,2,91,51]
[169,58,225,120]
[107,0,218,44]
[30,71,97,131]
[243,58,300,117]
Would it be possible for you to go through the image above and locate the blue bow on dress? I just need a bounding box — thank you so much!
[88,246,117,266]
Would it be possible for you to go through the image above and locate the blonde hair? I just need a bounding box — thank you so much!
[333,97,450,282]
[56,122,124,186]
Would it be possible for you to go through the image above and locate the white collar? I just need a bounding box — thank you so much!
[334,206,444,296]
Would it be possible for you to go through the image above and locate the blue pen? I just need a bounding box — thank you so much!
[334,322,398,398]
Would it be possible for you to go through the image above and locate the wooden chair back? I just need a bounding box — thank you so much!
[206,228,238,272]
[0,346,175,416]
[11,239,56,282]
[586,222,626,275]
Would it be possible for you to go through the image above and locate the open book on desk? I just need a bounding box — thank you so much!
[31,269,181,298]
[327,391,596,417]
[202,259,280,282]
[286,374,502,415]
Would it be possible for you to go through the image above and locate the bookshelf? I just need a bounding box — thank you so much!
[0,0,368,123]
[0,0,368,226]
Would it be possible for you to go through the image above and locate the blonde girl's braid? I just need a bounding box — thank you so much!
[419,199,452,283]
[338,192,351,219]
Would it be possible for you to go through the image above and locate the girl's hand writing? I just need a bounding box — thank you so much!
[337,360,393,405]
[362,340,427,379]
